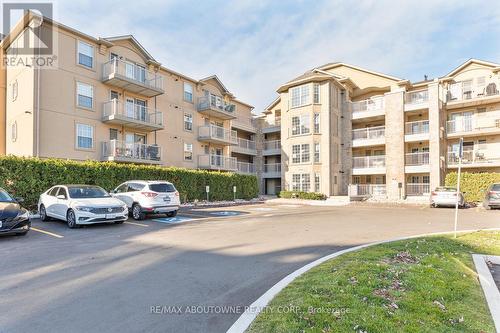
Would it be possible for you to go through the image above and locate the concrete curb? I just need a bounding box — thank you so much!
[472,254,500,332]
[226,227,500,333]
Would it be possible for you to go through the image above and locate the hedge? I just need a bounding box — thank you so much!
[0,156,259,209]
[445,171,500,202]
[278,191,327,200]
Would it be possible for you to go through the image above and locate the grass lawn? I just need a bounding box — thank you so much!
[248,231,500,333]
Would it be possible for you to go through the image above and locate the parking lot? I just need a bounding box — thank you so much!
[1,202,500,333]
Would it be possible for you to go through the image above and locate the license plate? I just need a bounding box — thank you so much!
[105,214,116,219]
[163,197,171,202]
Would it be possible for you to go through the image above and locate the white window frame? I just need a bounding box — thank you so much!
[76,123,94,149]
[314,173,320,192]
[184,113,193,131]
[77,40,94,69]
[292,145,301,164]
[184,142,193,161]
[314,142,320,163]
[301,144,310,163]
[291,115,310,136]
[183,82,193,103]
[313,113,320,134]
[290,84,311,108]
[313,83,320,104]
[301,174,311,192]
[76,82,94,109]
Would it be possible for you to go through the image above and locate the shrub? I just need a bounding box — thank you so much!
[445,171,500,202]
[0,156,259,209]
[278,191,327,200]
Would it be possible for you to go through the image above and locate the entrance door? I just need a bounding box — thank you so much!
[135,99,147,122]
[462,112,473,131]
[126,98,135,119]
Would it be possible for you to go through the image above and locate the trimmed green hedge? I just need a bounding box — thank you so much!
[445,171,500,202]
[0,156,258,209]
[278,191,327,200]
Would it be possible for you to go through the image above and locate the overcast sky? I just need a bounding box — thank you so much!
[52,1,500,111]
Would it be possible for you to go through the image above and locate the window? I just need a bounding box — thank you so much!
[292,145,301,163]
[423,175,430,184]
[302,174,311,192]
[301,144,310,163]
[11,121,17,142]
[76,124,93,149]
[109,128,118,141]
[48,187,59,196]
[11,80,18,101]
[290,84,310,108]
[292,174,301,191]
[314,143,320,163]
[184,83,193,103]
[110,90,119,101]
[56,187,68,199]
[127,183,145,192]
[184,113,193,131]
[314,173,320,192]
[313,83,320,104]
[353,176,361,184]
[313,113,320,134]
[77,41,93,68]
[115,183,128,193]
[291,115,310,136]
[184,143,193,161]
[77,82,93,109]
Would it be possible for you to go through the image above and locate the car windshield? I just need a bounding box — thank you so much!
[67,186,110,199]
[0,188,14,202]
[491,184,500,191]
[149,183,176,193]
[435,187,457,192]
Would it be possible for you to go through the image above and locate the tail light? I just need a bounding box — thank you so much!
[141,191,158,198]
[174,191,179,197]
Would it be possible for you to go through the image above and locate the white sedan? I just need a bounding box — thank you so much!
[38,185,128,228]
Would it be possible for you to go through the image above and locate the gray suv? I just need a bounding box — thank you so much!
[483,183,500,210]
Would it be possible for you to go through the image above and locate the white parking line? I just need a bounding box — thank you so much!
[31,227,64,238]
[125,221,149,227]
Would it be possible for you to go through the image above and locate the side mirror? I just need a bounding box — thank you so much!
[56,194,66,200]
[14,197,24,203]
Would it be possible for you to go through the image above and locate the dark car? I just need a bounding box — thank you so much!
[0,188,31,236]
[483,183,500,210]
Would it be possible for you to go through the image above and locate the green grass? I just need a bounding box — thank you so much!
[248,231,500,333]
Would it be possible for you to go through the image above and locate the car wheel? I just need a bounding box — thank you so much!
[132,204,145,220]
[39,204,49,221]
[66,209,78,229]
[166,210,178,218]
[485,204,491,210]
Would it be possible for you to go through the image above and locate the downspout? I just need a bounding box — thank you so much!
[35,17,42,157]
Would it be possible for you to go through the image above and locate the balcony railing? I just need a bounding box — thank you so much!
[198,125,238,145]
[351,97,384,114]
[447,150,500,166]
[102,140,161,163]
[405,152,429,166]
[237,161,256,174]
[352,155,386,168]
[102,59,164,96]
[405,120,429,135]
[405,89,429,104]
[233,138,256,154]
[198,154,237,171]
[262,117,281,133]
[264,140,281,151]
[352,126,385,140]
[263,163,281,178]
[447,115,500,134]
[197,95,236,119]
[350,184,386,197]
[406,183,430,196]
[446,77,500,102]
[232,116,256,131]
[102,100,163,130]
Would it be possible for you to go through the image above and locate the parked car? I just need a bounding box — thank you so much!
[430,186,465,208]
[111,180,180,220]
[0,188,31,236]
[38,185,128,228]
[483,183,500,210]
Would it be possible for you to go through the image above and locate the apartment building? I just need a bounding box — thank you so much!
[268,59,500,200]
[0,12,258,176]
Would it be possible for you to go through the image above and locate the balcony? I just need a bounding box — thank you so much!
[447,150,500,169]
[352,155,386,175]
[405,120,429,142]
[102,100,163,131]
[352,126,385,147]
[349,184,386,198]
[197,94,236,120]
[446,114,500,138]
[237,161,256,174]
[406,183,430,196]
[101,140,161,164]
[198,125,238,145]
[263,140,281,156]
[262,117,281,133]
[102,59,164,97]
[351,96,384,120]
[232,116,256,133]
[405,152,430,173]
[446,77,500,109]
[404,90,429,111]
[263,163,281,178]
[198,154,237,171]
[232,138,256,155]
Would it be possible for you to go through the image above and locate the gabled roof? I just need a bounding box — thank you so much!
[103,35,159,65]
[264,97,281,112]
[277,70,343,93]
[318,62,402,82]
[199,75,231,96]
[443,58,500,78]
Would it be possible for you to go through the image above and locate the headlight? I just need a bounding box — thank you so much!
[122,205,128,212]
[75,206,93,212]
[14,210,30,221]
